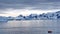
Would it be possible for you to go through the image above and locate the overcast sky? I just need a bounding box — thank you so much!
[0,0,60,17]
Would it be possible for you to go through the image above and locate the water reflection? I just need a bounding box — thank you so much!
[0,20,59,34]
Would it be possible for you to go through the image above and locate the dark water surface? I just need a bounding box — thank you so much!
[0,20,60,34]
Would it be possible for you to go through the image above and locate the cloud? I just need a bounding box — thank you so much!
[0,0,60,9]
[0,0,60,14]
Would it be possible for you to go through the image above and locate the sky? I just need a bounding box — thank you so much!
[0,0,60,17]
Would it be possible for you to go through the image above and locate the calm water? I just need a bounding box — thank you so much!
[0,20,60,34]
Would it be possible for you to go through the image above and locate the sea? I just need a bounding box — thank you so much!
[0,20,60,34]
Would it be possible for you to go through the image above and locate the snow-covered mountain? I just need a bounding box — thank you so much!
[0,16,8,22]
[0,11,60,21]
[16,11,60,20]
